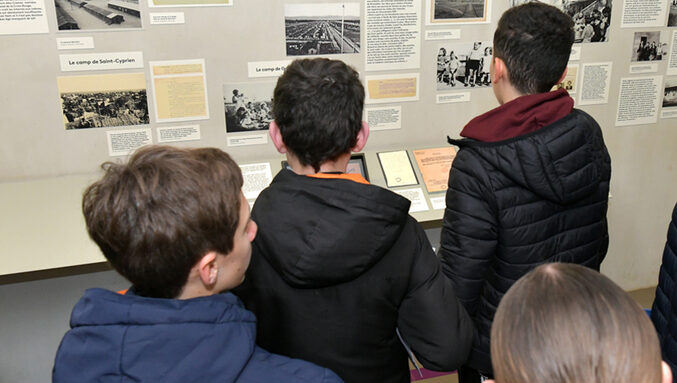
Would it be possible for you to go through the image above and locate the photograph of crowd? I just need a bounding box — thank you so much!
[58,73,149,130]
[631,31,667,61]
[436,42,493,90]
[54,0,141,31]
[223,82,275,133]
[552,64,578,94]
[510,0,611,43]
[663,78,677,109]
[284,3,360,56]
[431,0,487,23]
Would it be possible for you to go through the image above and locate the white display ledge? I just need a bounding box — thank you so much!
[0,148,448,276]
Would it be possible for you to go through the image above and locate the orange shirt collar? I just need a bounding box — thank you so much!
[307,172,370,185]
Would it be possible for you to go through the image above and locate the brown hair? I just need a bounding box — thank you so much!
[491,263,662,383]
[82,145,243,298]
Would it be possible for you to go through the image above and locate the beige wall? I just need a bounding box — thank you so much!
[1,0,676,288]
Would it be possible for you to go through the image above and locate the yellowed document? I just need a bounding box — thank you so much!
[552,64,579,94]
[365,74,419,104]
[150,59,209,122]
[377,150,418,188]
[413,147,456,193]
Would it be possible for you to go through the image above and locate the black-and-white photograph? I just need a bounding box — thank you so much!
[510,0,611,43]
[663,78,677,108]
[58,73,149,130]
[223,82,275,133]
[54,0,141,31]
[668,0,677,26]
[552,64,579,93]
[285,3,360,56]
[436,42,493,90]
[631,31,667,61]
[432,0,488,23]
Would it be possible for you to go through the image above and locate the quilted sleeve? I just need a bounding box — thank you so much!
[651,202,677,375]
[397,219,473,371]
[439,148,498,317]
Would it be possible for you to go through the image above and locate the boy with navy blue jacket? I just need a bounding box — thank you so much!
[52,145,341,383]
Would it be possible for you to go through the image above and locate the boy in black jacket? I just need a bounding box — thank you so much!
[440,3,611,382]
[235,58,472,383]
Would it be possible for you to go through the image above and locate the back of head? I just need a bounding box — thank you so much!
[494,2,574,94]
[82,145,243,298]
[272,58,364,172]
[491,263,662,383]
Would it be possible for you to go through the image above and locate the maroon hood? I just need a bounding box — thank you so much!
[460,89,574,142]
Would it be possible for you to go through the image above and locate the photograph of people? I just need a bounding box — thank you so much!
[631,32,667,61]
[436,41,492,90]
[510,0,612,43]
[223,82,275,133]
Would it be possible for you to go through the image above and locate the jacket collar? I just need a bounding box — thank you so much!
[460,88,573,143]
[307,172,369,184]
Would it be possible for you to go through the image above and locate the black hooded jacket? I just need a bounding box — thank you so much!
[235,169,473,383]
[651,202,677,380]
[440,108,611,375]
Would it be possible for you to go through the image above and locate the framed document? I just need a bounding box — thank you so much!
[412,147,456,193]
[377,150,419,188]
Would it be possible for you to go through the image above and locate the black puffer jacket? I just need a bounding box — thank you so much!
[651,202,677,381]
[440,108,611,375]
[235,169,473,383]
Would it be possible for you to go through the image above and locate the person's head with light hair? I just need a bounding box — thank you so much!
[487,263,671,383]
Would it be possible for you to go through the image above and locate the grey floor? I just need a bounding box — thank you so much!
[0,269,127,383]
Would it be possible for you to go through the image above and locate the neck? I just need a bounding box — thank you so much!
[287,152,351,175]
[175,275,221,300]
[495,82,525,105]
[175,283,211,300]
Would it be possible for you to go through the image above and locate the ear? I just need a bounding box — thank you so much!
[662,361,672,383]
[269,121,287,154]
[557,67,568,86]
[492,57,507,84]
[197,251,219,286]
[352,121,369,152]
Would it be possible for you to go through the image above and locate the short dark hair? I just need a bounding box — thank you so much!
[272,58,364,172]
[83,145,243,299]
[494,2,574,94]
[491,263,662,383]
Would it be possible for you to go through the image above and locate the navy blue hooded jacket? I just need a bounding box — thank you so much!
[651,202,677,381]
[53,288,342,383]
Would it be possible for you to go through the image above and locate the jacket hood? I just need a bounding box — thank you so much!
[69,288,256,327]
[449,108,609,205]
[56,288,257,382]
[460,89,574,142]
[251,169,411,288]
